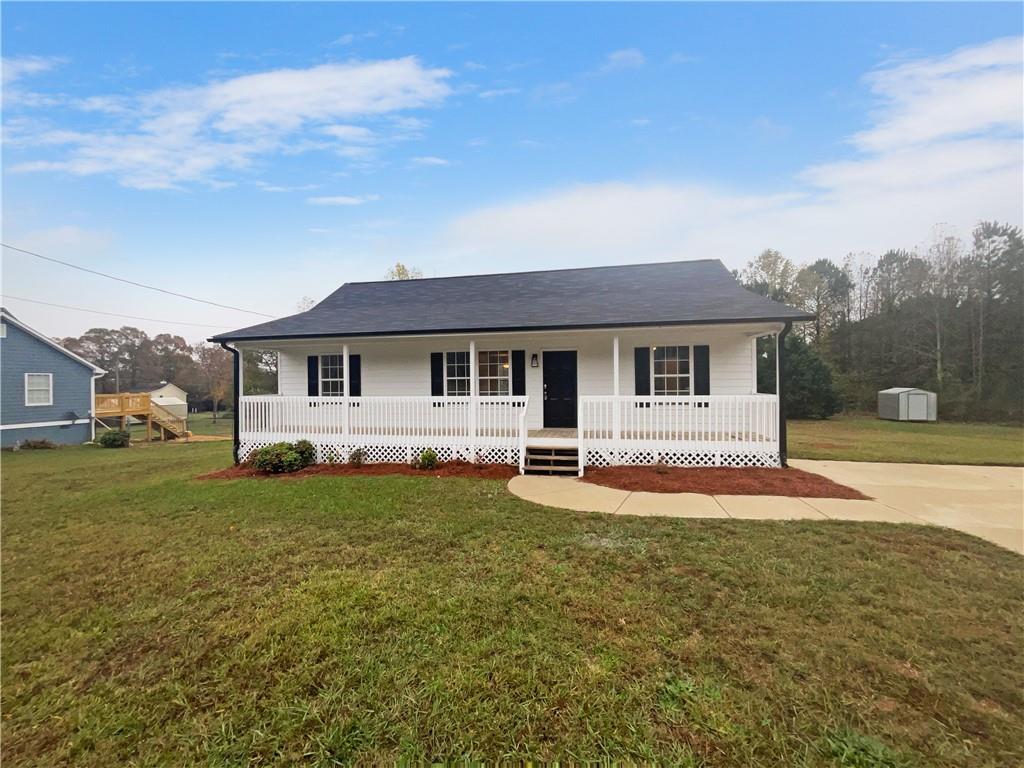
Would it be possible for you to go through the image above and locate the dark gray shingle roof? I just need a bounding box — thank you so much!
[212,259,812,342]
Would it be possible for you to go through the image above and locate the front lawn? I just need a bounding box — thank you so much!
[788,414,1024,465]
[3,443,1022,766]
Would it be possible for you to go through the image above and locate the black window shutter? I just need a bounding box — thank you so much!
[430,352,444,396]
[349,354,361,396]
[307,355,319,396]
[634,347,650,395]
[694,345,710,395]
[511,350,526,396]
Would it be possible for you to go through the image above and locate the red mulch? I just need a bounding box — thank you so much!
[582,465,869,499]
[198,460,519,481]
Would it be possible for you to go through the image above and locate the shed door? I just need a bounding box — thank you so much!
[907,393,928,421]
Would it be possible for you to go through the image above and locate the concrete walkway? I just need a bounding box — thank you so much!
[507,460,1024,554]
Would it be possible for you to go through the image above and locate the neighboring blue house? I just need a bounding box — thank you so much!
[1,308,105,448]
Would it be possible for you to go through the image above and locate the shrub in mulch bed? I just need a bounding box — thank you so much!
[582,465,869,499]
[199,460,519,481]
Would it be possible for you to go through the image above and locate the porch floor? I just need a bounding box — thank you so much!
[529,428,578,439]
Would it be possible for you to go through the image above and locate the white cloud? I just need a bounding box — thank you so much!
[410,155,449,166]
[321,124,376,142]
[446,38,1023,270]
[8,57,452,189]
[478,87,520,99]
[307,194,380,206]
[854,36,1022,152]
[600,48,646,73]
[630,118,651,127]
[2,55,64,85]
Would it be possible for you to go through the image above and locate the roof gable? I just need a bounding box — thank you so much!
[1,308,106,374]
[213,259,813,342]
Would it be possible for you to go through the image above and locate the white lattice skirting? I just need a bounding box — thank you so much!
[239,439,521,466]
[584,447,781,469]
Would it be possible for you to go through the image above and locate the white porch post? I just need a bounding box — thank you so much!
[612,336,621,455]
[751,336,759,394]
[237,347,245,395]
[342,344,350,445]
[469,340,478,458]
[774,333,780,397]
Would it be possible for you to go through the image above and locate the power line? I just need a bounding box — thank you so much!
[1,242,275,318]
[2,294,234,329]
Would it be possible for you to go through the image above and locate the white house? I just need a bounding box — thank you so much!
[211,260,812,474]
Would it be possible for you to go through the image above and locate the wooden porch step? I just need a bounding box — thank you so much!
[525,447,579,476]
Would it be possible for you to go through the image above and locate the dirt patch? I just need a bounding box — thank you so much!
[581,465,868,499]
[198,460,519,481]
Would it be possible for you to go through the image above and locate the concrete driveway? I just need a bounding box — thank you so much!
[508,460,1024,554]
[792,460,1023,553]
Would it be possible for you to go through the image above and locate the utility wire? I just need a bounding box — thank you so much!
[1,242,275,317]
[2,294,234,329]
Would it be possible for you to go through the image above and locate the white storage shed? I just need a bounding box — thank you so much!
[878,387,937,422]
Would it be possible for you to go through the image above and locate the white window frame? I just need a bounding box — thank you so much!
[319,354,344,397]
[0,322,7,338]
[651,345,691,396]
[477,349,511,397]
[25,372,53,407]
[444,351,471,396]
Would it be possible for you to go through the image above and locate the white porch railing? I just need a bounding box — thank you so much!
[578,394,780,472]
[239,395,529,469]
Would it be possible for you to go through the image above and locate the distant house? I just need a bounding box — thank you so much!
[143,382,189,421]
[0,308,105,447]
[212,260,813,473]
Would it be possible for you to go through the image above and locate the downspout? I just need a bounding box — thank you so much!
[777,321,792,467]
[219,342,241,465]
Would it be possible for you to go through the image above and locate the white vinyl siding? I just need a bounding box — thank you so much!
[25,373,53,406]
[258,323,774,431]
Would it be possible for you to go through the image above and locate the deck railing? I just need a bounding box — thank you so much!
[578,394,780,471]
[239,395,529,468]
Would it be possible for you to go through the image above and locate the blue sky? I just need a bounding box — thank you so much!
[3,2,1022,340]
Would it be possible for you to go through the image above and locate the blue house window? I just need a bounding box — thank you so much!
[25,373,53,406]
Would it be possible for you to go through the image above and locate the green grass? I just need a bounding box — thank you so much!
[789,415,1024,465]
[3,443,1022,765]
[122,410,233,441]
[182,410,233,437]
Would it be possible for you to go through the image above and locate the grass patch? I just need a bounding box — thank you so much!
[120,410,233,441]
[2,443,1022,765]
[788,414,1024,465]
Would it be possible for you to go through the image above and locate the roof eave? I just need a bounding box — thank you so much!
[209,313,815,344]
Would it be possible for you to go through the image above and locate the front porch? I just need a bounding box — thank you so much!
[237,392,781,474]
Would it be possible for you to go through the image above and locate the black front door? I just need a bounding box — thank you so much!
[543,351,578,428]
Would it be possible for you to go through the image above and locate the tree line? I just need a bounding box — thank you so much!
[740,220,1023,422]
[57,234,1021,423]
[59,330,276,415]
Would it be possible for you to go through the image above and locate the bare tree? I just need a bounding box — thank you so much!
[386,262,424,280]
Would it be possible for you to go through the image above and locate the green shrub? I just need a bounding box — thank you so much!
[97,430,130,449]
[19,439,57,450]
[249,441,315,474]
[294,439,316,466]
[416,448,438,470]
[348,447,366,467]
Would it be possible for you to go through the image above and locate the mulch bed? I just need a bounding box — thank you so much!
[582,465,869,499]
[199,460,519,481]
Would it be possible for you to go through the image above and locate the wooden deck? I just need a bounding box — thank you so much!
[95,393,190,440]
